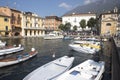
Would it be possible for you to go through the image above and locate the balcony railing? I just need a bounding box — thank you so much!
[24,27,45,30]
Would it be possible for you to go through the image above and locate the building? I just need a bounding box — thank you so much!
[0,7,11,36]
[44,16,62,33]
[100,7,119,36]
[0,12,11,36]
[22,12,45,37]
[10,8,22,36]
[117,14,120,35]
[62,13,96,31]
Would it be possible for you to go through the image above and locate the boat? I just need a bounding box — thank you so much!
[69,41,101,54]
[63,35,73,40]
[0,40,6,47]
[43,31,63,40]
[56,59,105,80]
[0,48,37,68]
[83,37,100,42]
[0,44,24,56]
[23,56,74,80]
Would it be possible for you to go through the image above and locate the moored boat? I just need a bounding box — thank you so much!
[0,48,38,68]
[56,59,105,80]
[0,44,24,56]
[69,41,101,54]
[43,31,63,40]
[23,56,74,80]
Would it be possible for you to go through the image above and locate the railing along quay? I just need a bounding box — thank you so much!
[111,37,120,80]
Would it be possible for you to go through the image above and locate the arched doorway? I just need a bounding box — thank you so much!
[14,32,20,36]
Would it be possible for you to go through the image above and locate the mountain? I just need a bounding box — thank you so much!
[63,0,120,16]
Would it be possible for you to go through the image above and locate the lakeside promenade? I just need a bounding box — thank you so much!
[112,37,120,80]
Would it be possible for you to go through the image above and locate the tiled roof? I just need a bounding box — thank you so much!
[0,12,10,17]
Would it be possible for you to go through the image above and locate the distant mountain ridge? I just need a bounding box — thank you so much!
[63,0,120,16]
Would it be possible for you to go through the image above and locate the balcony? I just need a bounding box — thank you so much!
[24,27,45,30]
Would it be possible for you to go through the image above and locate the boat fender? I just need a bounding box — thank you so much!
[31,48,35,52]
[19,44,22,47]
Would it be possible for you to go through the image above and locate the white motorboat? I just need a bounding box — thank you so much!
[0,48,37,68]
[0,44,24,56]
[69,41,100,54]
[69,43,96,54]
[56,59,105,80]
[43,31,63,40]
[83,37,100,42]
[0,40,6,47]
[23,56,74,80]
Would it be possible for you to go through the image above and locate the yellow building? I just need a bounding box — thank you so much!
[0,12,11,36]
[100,13,118,36]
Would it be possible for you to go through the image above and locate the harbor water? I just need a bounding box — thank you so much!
[0,37,111,80]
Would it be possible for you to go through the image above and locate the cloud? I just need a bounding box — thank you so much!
[58,2,72,10]
[84,0,98,5]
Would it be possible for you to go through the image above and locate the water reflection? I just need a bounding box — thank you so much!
[0,38,93,80]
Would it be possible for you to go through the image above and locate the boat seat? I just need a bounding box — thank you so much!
[23,53,29,57]
[70,70,80,76]
[16,55,23,59]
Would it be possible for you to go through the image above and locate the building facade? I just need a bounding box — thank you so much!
[0,7,11,36]
[22,12,45,37]
[0,12,11,36]
[10,8,22,36]
[100,13,119,36]
[44,16,62,33]
[62,13,96,31]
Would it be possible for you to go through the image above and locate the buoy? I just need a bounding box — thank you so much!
[52,53,55,58]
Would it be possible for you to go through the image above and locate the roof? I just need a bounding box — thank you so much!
[0,12,10,17]
[10,8,21,13]
[45,16,62,21]
[63,13,96,17]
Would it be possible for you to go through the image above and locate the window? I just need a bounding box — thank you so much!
[5,26,8,31]
[74,18,76,23]
[4,18,8,22]
[106,23,111,26]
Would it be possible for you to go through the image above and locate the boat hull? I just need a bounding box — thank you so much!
[56,59,105,80]
[0,46,24,56]
[69,44,96,54]
[0,52,37,68]
[23,56,74,80]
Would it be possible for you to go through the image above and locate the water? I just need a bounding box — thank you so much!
[0,38,108,80]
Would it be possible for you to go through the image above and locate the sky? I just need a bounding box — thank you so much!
[0,0,99,17]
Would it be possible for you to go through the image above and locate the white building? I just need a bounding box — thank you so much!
[21,12,45,37]
[62,13,96,31]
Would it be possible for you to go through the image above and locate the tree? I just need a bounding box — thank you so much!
[64,22,71,32]
[87,18,97,29]
[58,23,71,32]
[73,25,77,31]
[87,18,98,35]
[79,19,86,30]
[58,24,65,31]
